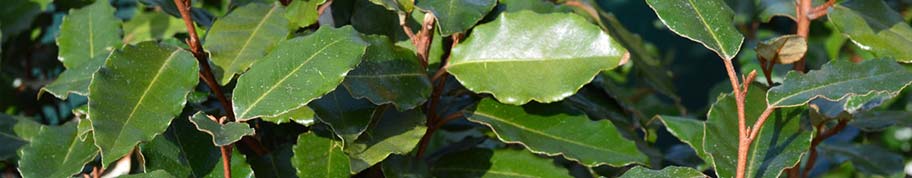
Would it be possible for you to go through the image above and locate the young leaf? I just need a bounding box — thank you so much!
[205,2,290,84]
[343,35,431,111]
[415,0,497,36]
[645,0,744,59]
[232,26,368,120]
[767,59,912,108]
[465,98,647,167]
[262,105,315,125]
[309,87,376,144]
[345,108,426,173]
[285,0,327,28]
[829,0,912,62]
[43,0,121,99]
[18,121,99,178]
[431,148,570,178]
[291,132,350,178]
[619,166,707,178]
[657,116,708,161]
[447,11,627,105]
[89,42,199,166]
[756,35,807,64]
[118,170,176,178]
[189,112,254,146]
[704,85,812,178]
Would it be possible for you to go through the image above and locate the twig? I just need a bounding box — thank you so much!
[802,119,848,177]
[809,0,837,20]
[317,0,333,16]
[793,0,813,72]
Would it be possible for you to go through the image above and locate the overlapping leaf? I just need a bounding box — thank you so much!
[247,144,297,177]
[205,2,289,84]
[619,166,707,178]
[291,132,350,178]
[88,42,199,166]
[431,148,570,178]
[309,87,376,144]
[343,35,431,110]
[767,59,912,107]
[345,108,426,173]
[118,170,176,178]
[658,116,707,161]
[122,11,186,44]
[142,117,253,178]
[262,106,315,125]
[18,121,98,178]
[232,26,368,120]
[818,143,905,176]
[465,98,646,166]
[646,0,744,59]
[0,114,40,160]
[829,0,912,62]
[368,0,414,12]
[756,35,807,64]
[43,0,122,99]
[850,111,912,131]
[285,0,326,28]
[189,112,254,146]
[416,0,496,36]
[448,11,627,105]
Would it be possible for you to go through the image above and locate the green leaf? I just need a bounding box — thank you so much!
[343,35,431,110]
[448,11,627,105]
[232,26,368,120]
[381,154,430,178]
[619,166,707,178]
[415,0,496,36]
[247,144,297,178]
[756,0,796,22]
[89,42,199,166]
[345,108,426,173]
[205,2,290,84]
[0,114,40,160]
[645,0,744,59]
[704,85,812,178]
[285,0,327,28]
[18,121,98,178]
[368,0,414,12]
[466,98,646,167]
[819,143,905,176]
[189,112,254,146]
[44,0,122,98]
[118,170,176,178]
[0,0,40,42]
[599,13,680,102]
[122,11,186,44]
[142,117,253,178]
[767,59,912,107]
[828,0,912,62]
[657,116,708,161]
[756,35,807,64]
[309,87,376,144]
[849,111,912,131]
[262,106,315,125]
[291,132,350,178]
[431,148,570,178]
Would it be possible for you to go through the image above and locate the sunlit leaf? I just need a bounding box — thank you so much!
[262,106,315,125]
[18,121,98,178]
[285,0,327,28]
[416,0,496,36]
[646,0,744,59]
[829,0,912,62]
[44,0,122,98]
[767,59,912,107]
[619,166,707,178]
[205,2,289,84]
[291,132,350,178]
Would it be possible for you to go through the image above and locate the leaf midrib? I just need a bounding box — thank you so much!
[471,112,615,154]
[769,66,906,106]
[686,0,729,58]
[226,4,280,73]
[109,49,182,152]
[432,167,538,178]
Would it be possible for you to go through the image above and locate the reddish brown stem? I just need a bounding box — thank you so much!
[220,146,232,177]
[809,0,837,20]
[793,0,812,72]
[317,0,333,15]
[802,119,848,177]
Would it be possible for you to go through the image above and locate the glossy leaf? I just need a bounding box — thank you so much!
[657,116,707,161]
[368,0,414,12]
[466,98,646,166]
[44,0,122,98]
[345,108,426,173]
[285,0,326,28]
[829,0,912,62]
[818,143,905,176]
[122,11,186,44]
[431,148,570,178]
[704,85,812,178]
[448,11,627,105]
[232,26,368,120]
[343,35,431,110]
[18,121,98,178]
[646,0,744,59]
[756,35,807,64]
[415,0,496,36]
[189,112,254,146]
[118,170,176,178]
[619,166,707,178]
[205,2,290,84]
[262,106,315,125]
[767,59,912,107]
[89,42,199,166]
[291,132,350,178]
[309,87,376,144]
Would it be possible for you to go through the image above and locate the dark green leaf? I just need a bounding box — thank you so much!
[262,106,315,125]
[232,26,368,120]
[343,35,431,110]
[381,154,430,178]
[345,108,426,173]
[819,143,905,176]
[599,13,680,102]
[466,98,646,167]
[645,0,744,59]
[205,2,290,84]
[704,85,812,178]
[18,121,98,178]
[43,55,108,99]
[849,111,912,131]
[89,42,199,166]
[619,166,707,178]
[142,117,253,178]
[368,0,414,12]
[291,132,350,178]
[309,87,376,144]
[431,148,570,178]
[118,170,175,178]
[246,144,297,178]
[448,11,627,105]
[416,0,496,36]
[767,59,912,107]
[44,0,122,98]
[657,116,708,161]
[828,0,912,62]
[285,0,327,28]
[0,114,40,160]
[189,112,254,146]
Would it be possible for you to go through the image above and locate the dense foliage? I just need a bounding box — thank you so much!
[1,0,912,177]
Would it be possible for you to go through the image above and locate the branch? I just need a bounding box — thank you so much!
[802,119,848,177]
[748,106,776,140]
[809,0,837,20]
[793,0,813,72]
